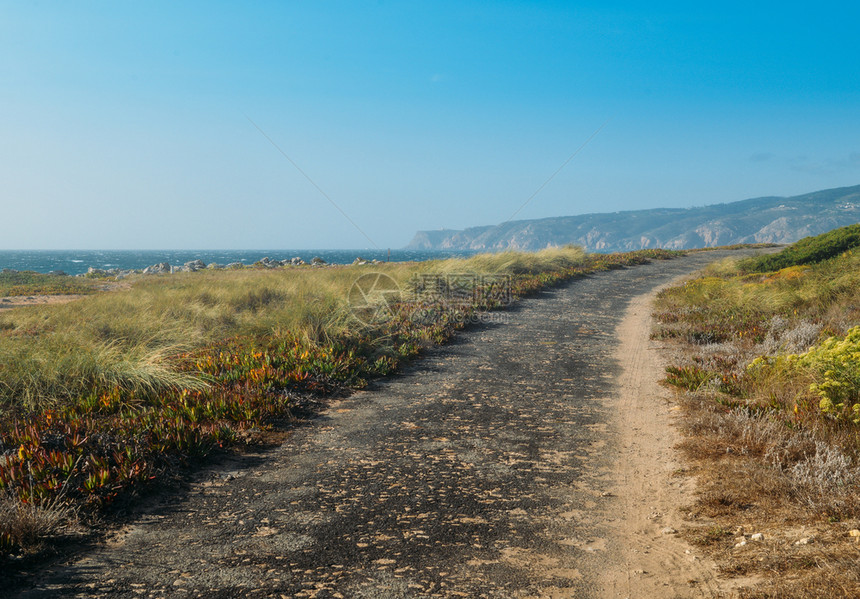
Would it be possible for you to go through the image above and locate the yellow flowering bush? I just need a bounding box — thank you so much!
[799,326,860,422]
[749,326,860,423]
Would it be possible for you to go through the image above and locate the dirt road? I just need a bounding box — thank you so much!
[13,252,746,598]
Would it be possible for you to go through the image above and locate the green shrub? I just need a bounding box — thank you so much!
[740,224,860,273]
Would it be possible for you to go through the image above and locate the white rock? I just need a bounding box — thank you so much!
[258,257,281,268]
[142,262,170,275]
[184,259,206,272]
[750,533,764,541]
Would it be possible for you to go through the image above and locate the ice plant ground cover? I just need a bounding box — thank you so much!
[0,246,677,558]
[654,225,860,598]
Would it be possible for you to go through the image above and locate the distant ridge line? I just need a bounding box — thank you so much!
[406,184,860,252]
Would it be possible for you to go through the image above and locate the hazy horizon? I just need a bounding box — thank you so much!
[3,180,858,252]
[3,2,859,250]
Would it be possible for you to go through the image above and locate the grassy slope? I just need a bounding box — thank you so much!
[0,272,102,297]
[653,226,860,598]
[0,264,415,408]
[738,223,860,273]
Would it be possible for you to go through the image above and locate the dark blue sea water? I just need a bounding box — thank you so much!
[0,250,479,276]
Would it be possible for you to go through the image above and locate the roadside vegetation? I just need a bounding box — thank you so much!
[0,246,678,560]
[653,224,860,598]
[0,271,102,297]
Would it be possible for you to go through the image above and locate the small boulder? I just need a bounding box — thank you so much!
[143,262,171,275]
[184,259,206,272]
[310,256,327,265]
[258,257,281,268]
[290,257,305,265]
[226,262,244,269]
[353,257,370,265]
[1,268,17,274]
[207,263,223,270]
[47,270,67,277]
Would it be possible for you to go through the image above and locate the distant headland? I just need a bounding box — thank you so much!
[407,184,860,252]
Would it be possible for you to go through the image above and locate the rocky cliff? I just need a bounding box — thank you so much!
[406,185,860,252]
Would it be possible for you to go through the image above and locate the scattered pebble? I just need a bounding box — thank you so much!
[795,537,814,545]
[660,527,678,535]
[254,526,278,537]
[750,533,764,541]
[734,539,747,548]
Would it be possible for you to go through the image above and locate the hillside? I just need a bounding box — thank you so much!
[406,184,860,252]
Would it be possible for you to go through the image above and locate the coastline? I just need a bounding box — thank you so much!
[0,249,480,277]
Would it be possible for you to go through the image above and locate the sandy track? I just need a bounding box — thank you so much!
[599,281,724,598]
[11,251,757,598]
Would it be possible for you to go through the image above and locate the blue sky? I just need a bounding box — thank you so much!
[2,1,859,249]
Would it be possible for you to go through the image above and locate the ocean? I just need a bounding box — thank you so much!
[0,249,479,276]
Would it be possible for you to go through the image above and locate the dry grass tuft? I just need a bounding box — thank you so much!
[0,493,76,554]
[424,245,586,275]
[737,554,860,598]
